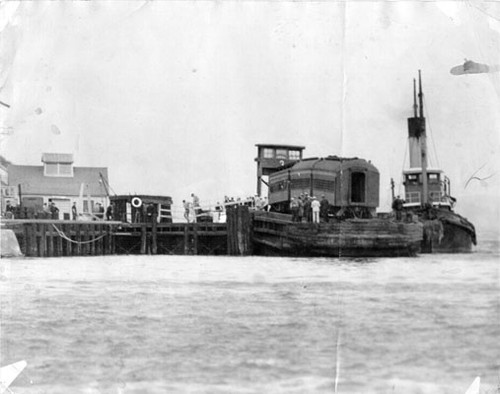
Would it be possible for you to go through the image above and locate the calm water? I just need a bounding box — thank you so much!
[1,238,499,394]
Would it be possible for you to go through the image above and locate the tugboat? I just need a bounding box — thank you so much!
[251,144,423,257]
[398,71,476,253]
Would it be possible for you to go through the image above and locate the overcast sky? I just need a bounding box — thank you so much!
[1,1,499,233]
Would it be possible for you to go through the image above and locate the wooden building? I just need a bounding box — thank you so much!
[110,195,173,223]
[4,153,109,219]
[255,144,305,196]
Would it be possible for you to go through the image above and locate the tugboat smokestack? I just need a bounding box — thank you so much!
[418,70,424,119]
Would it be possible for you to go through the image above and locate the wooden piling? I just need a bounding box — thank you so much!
[103,225,113,254]
[39,223,46,257]
[56,225,63,257]
[99,224,104,255]
[90,224,96,256]
[193,223,198,255]
[64,224,72,256]
[152,219,158,255]
[226,206,253,255]
[28,223,37,257]
[75,223,81,256]
[140,224,147,254]
[184,225,189,254]
[47,224,54,257]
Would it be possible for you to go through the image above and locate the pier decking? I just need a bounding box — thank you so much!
[1,206,253,257]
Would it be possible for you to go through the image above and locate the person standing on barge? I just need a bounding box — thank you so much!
[392,195,405,221]
[303,194,312,223]
[290,197,300,222]
[311,197,320,223]
[320,195,329,223]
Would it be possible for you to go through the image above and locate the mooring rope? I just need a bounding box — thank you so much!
[51,224,107,244]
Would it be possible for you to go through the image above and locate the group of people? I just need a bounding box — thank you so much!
[182,193,203,223]
[71,202,114,221]
[2,199,116,221]
[223,195,269,210]
[3,200,18,219]
[290,193,330,223]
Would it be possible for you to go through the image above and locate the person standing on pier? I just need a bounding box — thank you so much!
[191,193,201,220]
[4,200,15,219]
[106,204,113,221]
[72,202,78,220]
[50,202,59,220]
[214,202,223,223]
[42,203,51,219]
[183,200,191,223]
[146,203,157,223]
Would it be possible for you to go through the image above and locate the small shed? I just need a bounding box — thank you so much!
[110,195,173,223]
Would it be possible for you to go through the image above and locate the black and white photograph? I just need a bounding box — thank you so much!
[1,0,499,393]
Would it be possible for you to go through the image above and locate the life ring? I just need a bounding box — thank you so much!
[131,197,142,208]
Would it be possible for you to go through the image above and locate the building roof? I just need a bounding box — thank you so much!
[403,168,443,174]
[7,165,109,197]
[255,144,305,150]
[41,153,74,163]
[111,195,173,204]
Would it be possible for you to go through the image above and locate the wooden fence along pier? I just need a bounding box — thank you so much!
[2,206,253,258]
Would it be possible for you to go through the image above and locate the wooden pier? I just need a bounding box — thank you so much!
[2,219,119,257]
[2,206,253,258]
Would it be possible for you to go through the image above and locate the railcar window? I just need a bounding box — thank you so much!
[290,178,310,189]
[313,179,335,191]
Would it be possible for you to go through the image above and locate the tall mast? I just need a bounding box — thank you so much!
[413,79,418,117]
[418,70,424,119]
[418,70,428,205]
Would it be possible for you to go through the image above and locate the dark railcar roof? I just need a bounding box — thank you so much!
[286,156,378,174]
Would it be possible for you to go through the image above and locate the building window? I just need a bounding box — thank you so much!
[406,191,421,204]
[289,150,301,160]
[276,149,287,159]
[406,174,420,185]
[44,163,73,177]
[263,148,274,159]
[45,163,58,176]
[428,173,440,183]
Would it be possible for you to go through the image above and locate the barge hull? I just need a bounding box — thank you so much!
[252,212,423,258]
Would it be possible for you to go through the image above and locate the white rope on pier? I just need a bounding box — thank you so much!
[51,224,107,245]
